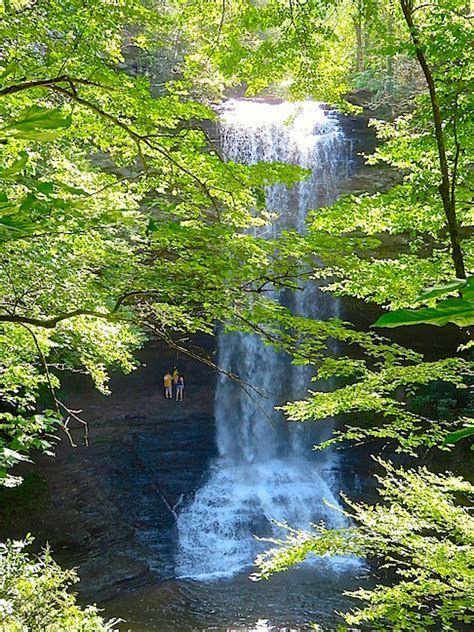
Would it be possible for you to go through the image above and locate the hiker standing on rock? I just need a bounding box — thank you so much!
[176,374,185,401]
[163,371,173,399]
[171,366,179,392]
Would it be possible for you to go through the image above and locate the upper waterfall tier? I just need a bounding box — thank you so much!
[217,99,351,234]
[214,99,349,464]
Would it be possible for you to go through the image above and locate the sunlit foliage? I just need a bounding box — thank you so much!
[255,461,474,630]
[0,537,117,631]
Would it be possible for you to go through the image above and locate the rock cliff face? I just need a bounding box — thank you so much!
[0,336,218,601]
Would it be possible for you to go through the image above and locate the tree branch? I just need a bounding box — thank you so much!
[0,309,114,328]
[46,83,221,216]
[0,290,162,328]
[1,74,224,218]
[0,75,116,98]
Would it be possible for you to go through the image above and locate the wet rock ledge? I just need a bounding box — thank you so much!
[0,336,217,602]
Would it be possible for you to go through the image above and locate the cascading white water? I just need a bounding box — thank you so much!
[176,100,353,580]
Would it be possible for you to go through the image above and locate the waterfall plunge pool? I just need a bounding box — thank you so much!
[103,563,369,632]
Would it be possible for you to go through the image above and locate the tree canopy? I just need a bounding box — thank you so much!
[0,0,472,630]
[0,0,309,486]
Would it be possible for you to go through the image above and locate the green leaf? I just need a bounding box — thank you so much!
[0,152,28,178]
[0,215,36,239]
[373,279,474,328]
[373,303,474,328]
[417,279,466,301]
[147,216,158,232]
[0,194,15,214]
[373,307,440,328]
[0,61,18,79]
[444,425,474,445]
[166,221,184,234]
[1,106,71,140]
[19,192,37,211]
[0,447,32,463]
[59,183,88,196]
[33,181,55,195]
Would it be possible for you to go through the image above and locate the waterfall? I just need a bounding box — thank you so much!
[176,99,353,580]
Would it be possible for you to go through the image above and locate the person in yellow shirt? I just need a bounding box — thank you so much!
[163,371,173,399]
[172,367,179,389]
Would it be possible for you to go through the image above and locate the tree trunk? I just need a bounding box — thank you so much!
[399,0,466,278]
